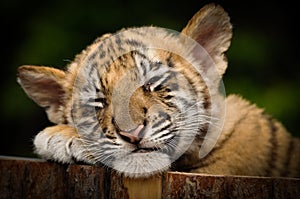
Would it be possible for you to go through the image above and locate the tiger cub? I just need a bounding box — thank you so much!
[17,4,300,178]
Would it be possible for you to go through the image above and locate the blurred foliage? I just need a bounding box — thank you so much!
[0,0,299,157]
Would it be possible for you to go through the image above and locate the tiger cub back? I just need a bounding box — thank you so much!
[17,4,300,178]
[185,95,300,177]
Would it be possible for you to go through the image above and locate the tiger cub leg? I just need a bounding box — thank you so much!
[33,125,86,163]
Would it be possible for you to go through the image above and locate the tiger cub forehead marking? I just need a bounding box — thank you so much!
[71,27,211,104]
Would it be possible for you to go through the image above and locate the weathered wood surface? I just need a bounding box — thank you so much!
[0,156,299,199]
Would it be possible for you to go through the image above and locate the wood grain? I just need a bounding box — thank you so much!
[1,156,299,199]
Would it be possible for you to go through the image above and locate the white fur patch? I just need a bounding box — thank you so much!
[34,130,74,163]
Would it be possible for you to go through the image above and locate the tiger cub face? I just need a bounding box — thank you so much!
[18,4,232,177]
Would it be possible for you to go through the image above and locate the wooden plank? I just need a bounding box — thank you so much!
[1,156,300,199]
[226,175,273,199]
[162,171,300,199]
[123,175,162,199]
[273,177,300,199]
[162,172,226,199]
[66,164,106,198]
[0,156,66,199]
[108,171,130,199]
[109,171,162,199]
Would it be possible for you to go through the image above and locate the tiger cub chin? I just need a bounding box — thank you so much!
[17,3,300,178]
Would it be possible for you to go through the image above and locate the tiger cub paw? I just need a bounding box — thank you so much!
[33,125,85,164]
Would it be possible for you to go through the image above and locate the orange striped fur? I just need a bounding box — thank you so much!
[17,4,299,178]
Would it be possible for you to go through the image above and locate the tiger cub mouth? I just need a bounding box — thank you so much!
[117,125,166,154]
[115,121,173,154]
[131,147,157,153]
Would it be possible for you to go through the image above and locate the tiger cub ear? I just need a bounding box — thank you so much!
[182,3,232,76]
[17,65,66,124]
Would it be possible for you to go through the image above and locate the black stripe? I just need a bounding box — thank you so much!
[97,40,107,55]
[152,111,171,129]
[115,34,125,51]
[166,55,175,68]
[176,96,195,108]
[158,71,176,87]
[152,118,167,129]
[131,50,147,59]
[281,138,294,176]
[265,116,278,176]
[168,54,212,113]
[163,101,177,109]
[163,95,173,100]
[202,87,211,110]
[152,123,172,136]
[99,50,106,59]
[180,113,251,172]
[132,50,149,75]
[89,62,98,77]
[108,38,116,54]
[125,39,146,49]
[150,61,161,71]
[157,131,172,140]
[88,51,98,61]
[152,116,171,130]
[146,75,162,85]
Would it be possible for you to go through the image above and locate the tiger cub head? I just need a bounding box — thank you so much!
[18,4,232,177]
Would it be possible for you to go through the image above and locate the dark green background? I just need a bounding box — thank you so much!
[1,0,299,157]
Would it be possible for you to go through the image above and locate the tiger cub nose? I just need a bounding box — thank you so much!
[118,125,145,144]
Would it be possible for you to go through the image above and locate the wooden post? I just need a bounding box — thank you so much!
[0,156,299,199]
[123,176,162,199]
